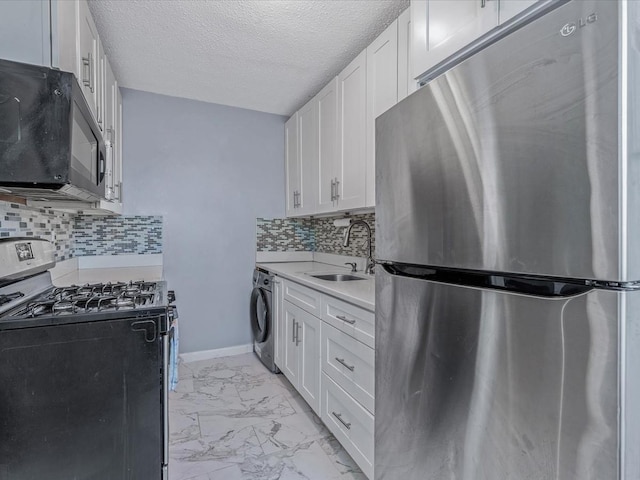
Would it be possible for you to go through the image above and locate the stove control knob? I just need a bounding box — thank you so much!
[167,290,176,303]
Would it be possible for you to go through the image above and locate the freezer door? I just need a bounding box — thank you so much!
[375,268,619,480]
[375,0,634,281]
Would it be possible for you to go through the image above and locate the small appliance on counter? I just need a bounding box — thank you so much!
[0,237,177,479]
[250,267,279,373]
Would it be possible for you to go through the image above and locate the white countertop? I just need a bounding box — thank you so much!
[256,261,375,311]
[53,266,164,287]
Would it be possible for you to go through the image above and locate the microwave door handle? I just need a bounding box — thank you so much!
[99,150,105,184]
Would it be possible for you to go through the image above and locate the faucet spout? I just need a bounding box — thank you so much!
[342,220,375,274]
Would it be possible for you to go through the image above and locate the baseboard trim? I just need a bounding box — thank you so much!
[180,344,254,363]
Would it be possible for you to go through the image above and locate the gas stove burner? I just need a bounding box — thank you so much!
[0,291,24,307]
[115,297,135,308]
[52,300,77,315]
[27,300,56,317]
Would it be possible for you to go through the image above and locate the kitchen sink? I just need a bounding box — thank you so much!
[309,273,366,282]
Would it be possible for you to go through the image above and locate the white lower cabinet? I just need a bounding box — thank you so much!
[321,322,374,413]
[321,294,375,349]
[273,277,284,368]
[322,373,374,479]
[274,277,375,478]
[281,299,321,414]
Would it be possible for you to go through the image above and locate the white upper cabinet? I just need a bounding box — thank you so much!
[115,75,124,204]
[53,0,80,78]
[285,113,300,217]
[104,59,116,201]
[297,99,319,216]
[398,8,418,102]
[411,0,497,81]
[337,50,367,211]
[316,78,339,214]
[365,20,399,208]
[78,0,99,119]
[0,1,51,66]
[499,0,538,24]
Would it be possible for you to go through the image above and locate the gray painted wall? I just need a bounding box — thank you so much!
[122,88,286,353]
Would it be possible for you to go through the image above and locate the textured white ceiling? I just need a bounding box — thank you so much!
[88,0,409,116]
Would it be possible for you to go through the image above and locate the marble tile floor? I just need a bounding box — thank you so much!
[169,353,367,480]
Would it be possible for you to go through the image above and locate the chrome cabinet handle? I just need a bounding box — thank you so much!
[336,314,356,325]
[296,322,301,346]
[335,178,340,200]
[292,319,297,342]
[332,411,351,430]
[331,179,335,201]
[335,357,355,371]
[89,52,95,93]
[82,55,91,88]
[481,0,486,7]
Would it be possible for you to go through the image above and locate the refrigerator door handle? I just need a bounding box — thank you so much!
[380,263,596,298]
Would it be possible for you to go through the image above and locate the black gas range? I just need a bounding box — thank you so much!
[0,238,176,480]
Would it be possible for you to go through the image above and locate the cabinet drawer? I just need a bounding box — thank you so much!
[283,279,322,317]
[321,322,374,413]
[321,295,374,348]
[322,373,374,479]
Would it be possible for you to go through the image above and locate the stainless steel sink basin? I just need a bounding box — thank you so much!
[309,273,366,282]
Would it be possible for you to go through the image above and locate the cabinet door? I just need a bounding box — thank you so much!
[53,0,80,78]
[103,59,116,201]
[273,278,284,369]
[114,86,123,203]
[285,113,300,217]
[499,0,538,24]
[78,0,99,119]
[411,0,497,81]
[297,99,318,216]
[299,309,321,414]
[316,78,339,214]
[0,1,51,66]
[398,8,418,102]
[365,20,398,208]
[337,50,367,211]
[96,39,106,133]
[282,301,300,388]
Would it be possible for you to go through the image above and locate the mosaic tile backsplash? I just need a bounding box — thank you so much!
[73,215,163,256]
[0,201,163,261]
[257,212,375,258]
[0,202,75,261]
[256,218,315,252]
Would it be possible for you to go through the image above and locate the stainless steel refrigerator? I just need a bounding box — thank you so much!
[375,1,640,479]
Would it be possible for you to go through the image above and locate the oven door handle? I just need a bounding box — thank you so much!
[162,332,169,468]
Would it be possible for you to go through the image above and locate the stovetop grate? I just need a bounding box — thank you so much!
[16,281,160,318]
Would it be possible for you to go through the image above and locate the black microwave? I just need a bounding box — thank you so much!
[0,59,105,202]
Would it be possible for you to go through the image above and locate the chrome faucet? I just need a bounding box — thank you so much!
[342,220,375,275]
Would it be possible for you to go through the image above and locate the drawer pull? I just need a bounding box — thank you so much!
[335,357,355,371]
[336,314,356,325]
[332,411,351,430]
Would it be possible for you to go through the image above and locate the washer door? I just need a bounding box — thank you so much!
[250,287,269,343]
